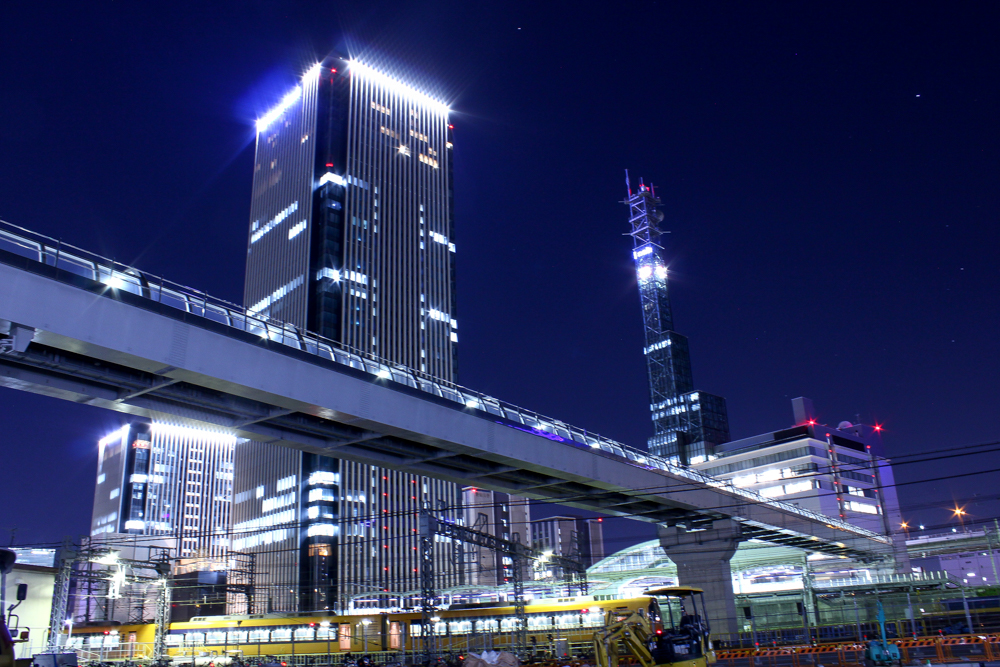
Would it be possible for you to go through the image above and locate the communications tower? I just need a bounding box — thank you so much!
[624,174,730,464]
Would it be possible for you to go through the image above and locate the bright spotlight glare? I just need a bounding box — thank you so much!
[256,86,302,133]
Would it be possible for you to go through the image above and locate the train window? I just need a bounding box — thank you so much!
[248,628,269,643]
[205,630,226,644]
[204,304,230,325]
[0,230,41,261]
[184,631,205,645]
[151,285,188,312]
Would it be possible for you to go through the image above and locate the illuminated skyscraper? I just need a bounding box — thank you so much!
[624,179,730,464]
[234,56,461,612]
[91,422,236,556]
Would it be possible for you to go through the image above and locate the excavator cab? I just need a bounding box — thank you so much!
[592,587,713,667]
[644,587,713,667]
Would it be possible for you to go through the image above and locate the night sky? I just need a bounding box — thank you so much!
[2,2,998,556]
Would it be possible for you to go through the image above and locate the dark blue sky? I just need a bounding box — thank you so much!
[1,2,998,554]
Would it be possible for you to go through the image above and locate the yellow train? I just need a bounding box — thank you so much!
[63,595,645,661]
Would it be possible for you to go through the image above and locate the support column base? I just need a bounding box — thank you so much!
[659,519,742,638]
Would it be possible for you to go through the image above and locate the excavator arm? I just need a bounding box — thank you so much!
[593,610,656,667]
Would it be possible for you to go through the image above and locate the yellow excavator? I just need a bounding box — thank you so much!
[593,587,715,667]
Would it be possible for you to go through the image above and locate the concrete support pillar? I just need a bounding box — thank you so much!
[658,519,742,637]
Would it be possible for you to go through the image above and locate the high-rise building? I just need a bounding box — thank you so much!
[624,179,730,464]
[233,56,461,612]
[461,488,531,588]
[530,516,605,567]
[85,422,236,623]
[530,516,605,580]
[91,422,235,557]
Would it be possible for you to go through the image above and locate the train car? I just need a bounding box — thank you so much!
[54,596,644,662]
[62,623,156,662]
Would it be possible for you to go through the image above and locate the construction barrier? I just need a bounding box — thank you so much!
[716,635,1000,667]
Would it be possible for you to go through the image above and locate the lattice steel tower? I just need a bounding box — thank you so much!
[624,174,730,465]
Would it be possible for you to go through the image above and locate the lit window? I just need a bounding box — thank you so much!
[287,220,307,240]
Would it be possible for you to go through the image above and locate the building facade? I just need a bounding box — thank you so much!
[91,422,235,558]
[691,397,908,568]
[530,515,605,580]
[461,488,531,588]
[234,56,461,612]
[624,182,729,464]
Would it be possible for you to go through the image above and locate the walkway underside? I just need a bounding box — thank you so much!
[0,258,889,561]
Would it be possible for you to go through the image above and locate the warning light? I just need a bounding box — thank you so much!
[655,629,663,635]
[874,424,883,432]
[331,68,337,73]
[807,419,816,425]
[326,163,333,167]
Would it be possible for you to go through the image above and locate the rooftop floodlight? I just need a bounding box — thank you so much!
[347,60,450,116]
[256,85,302,133]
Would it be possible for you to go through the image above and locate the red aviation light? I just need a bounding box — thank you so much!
[448,124,454,129]
[330,68,337,73]
[874,424,883,432]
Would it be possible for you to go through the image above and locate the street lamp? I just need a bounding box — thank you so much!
[953,506,967,531]
[900,521,910,538]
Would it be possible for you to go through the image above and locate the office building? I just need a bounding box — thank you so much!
[233,56,461,612]
[691,397,908,568]
[623,181,729,464]
[531,515,605,580]
[85,422,235,623]
[461,488,531,587]
[91,422,235,557]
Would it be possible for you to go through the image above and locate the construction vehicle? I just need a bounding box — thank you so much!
[593,586,715,667]
[1,548,32,667]
[864,601,901,667]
